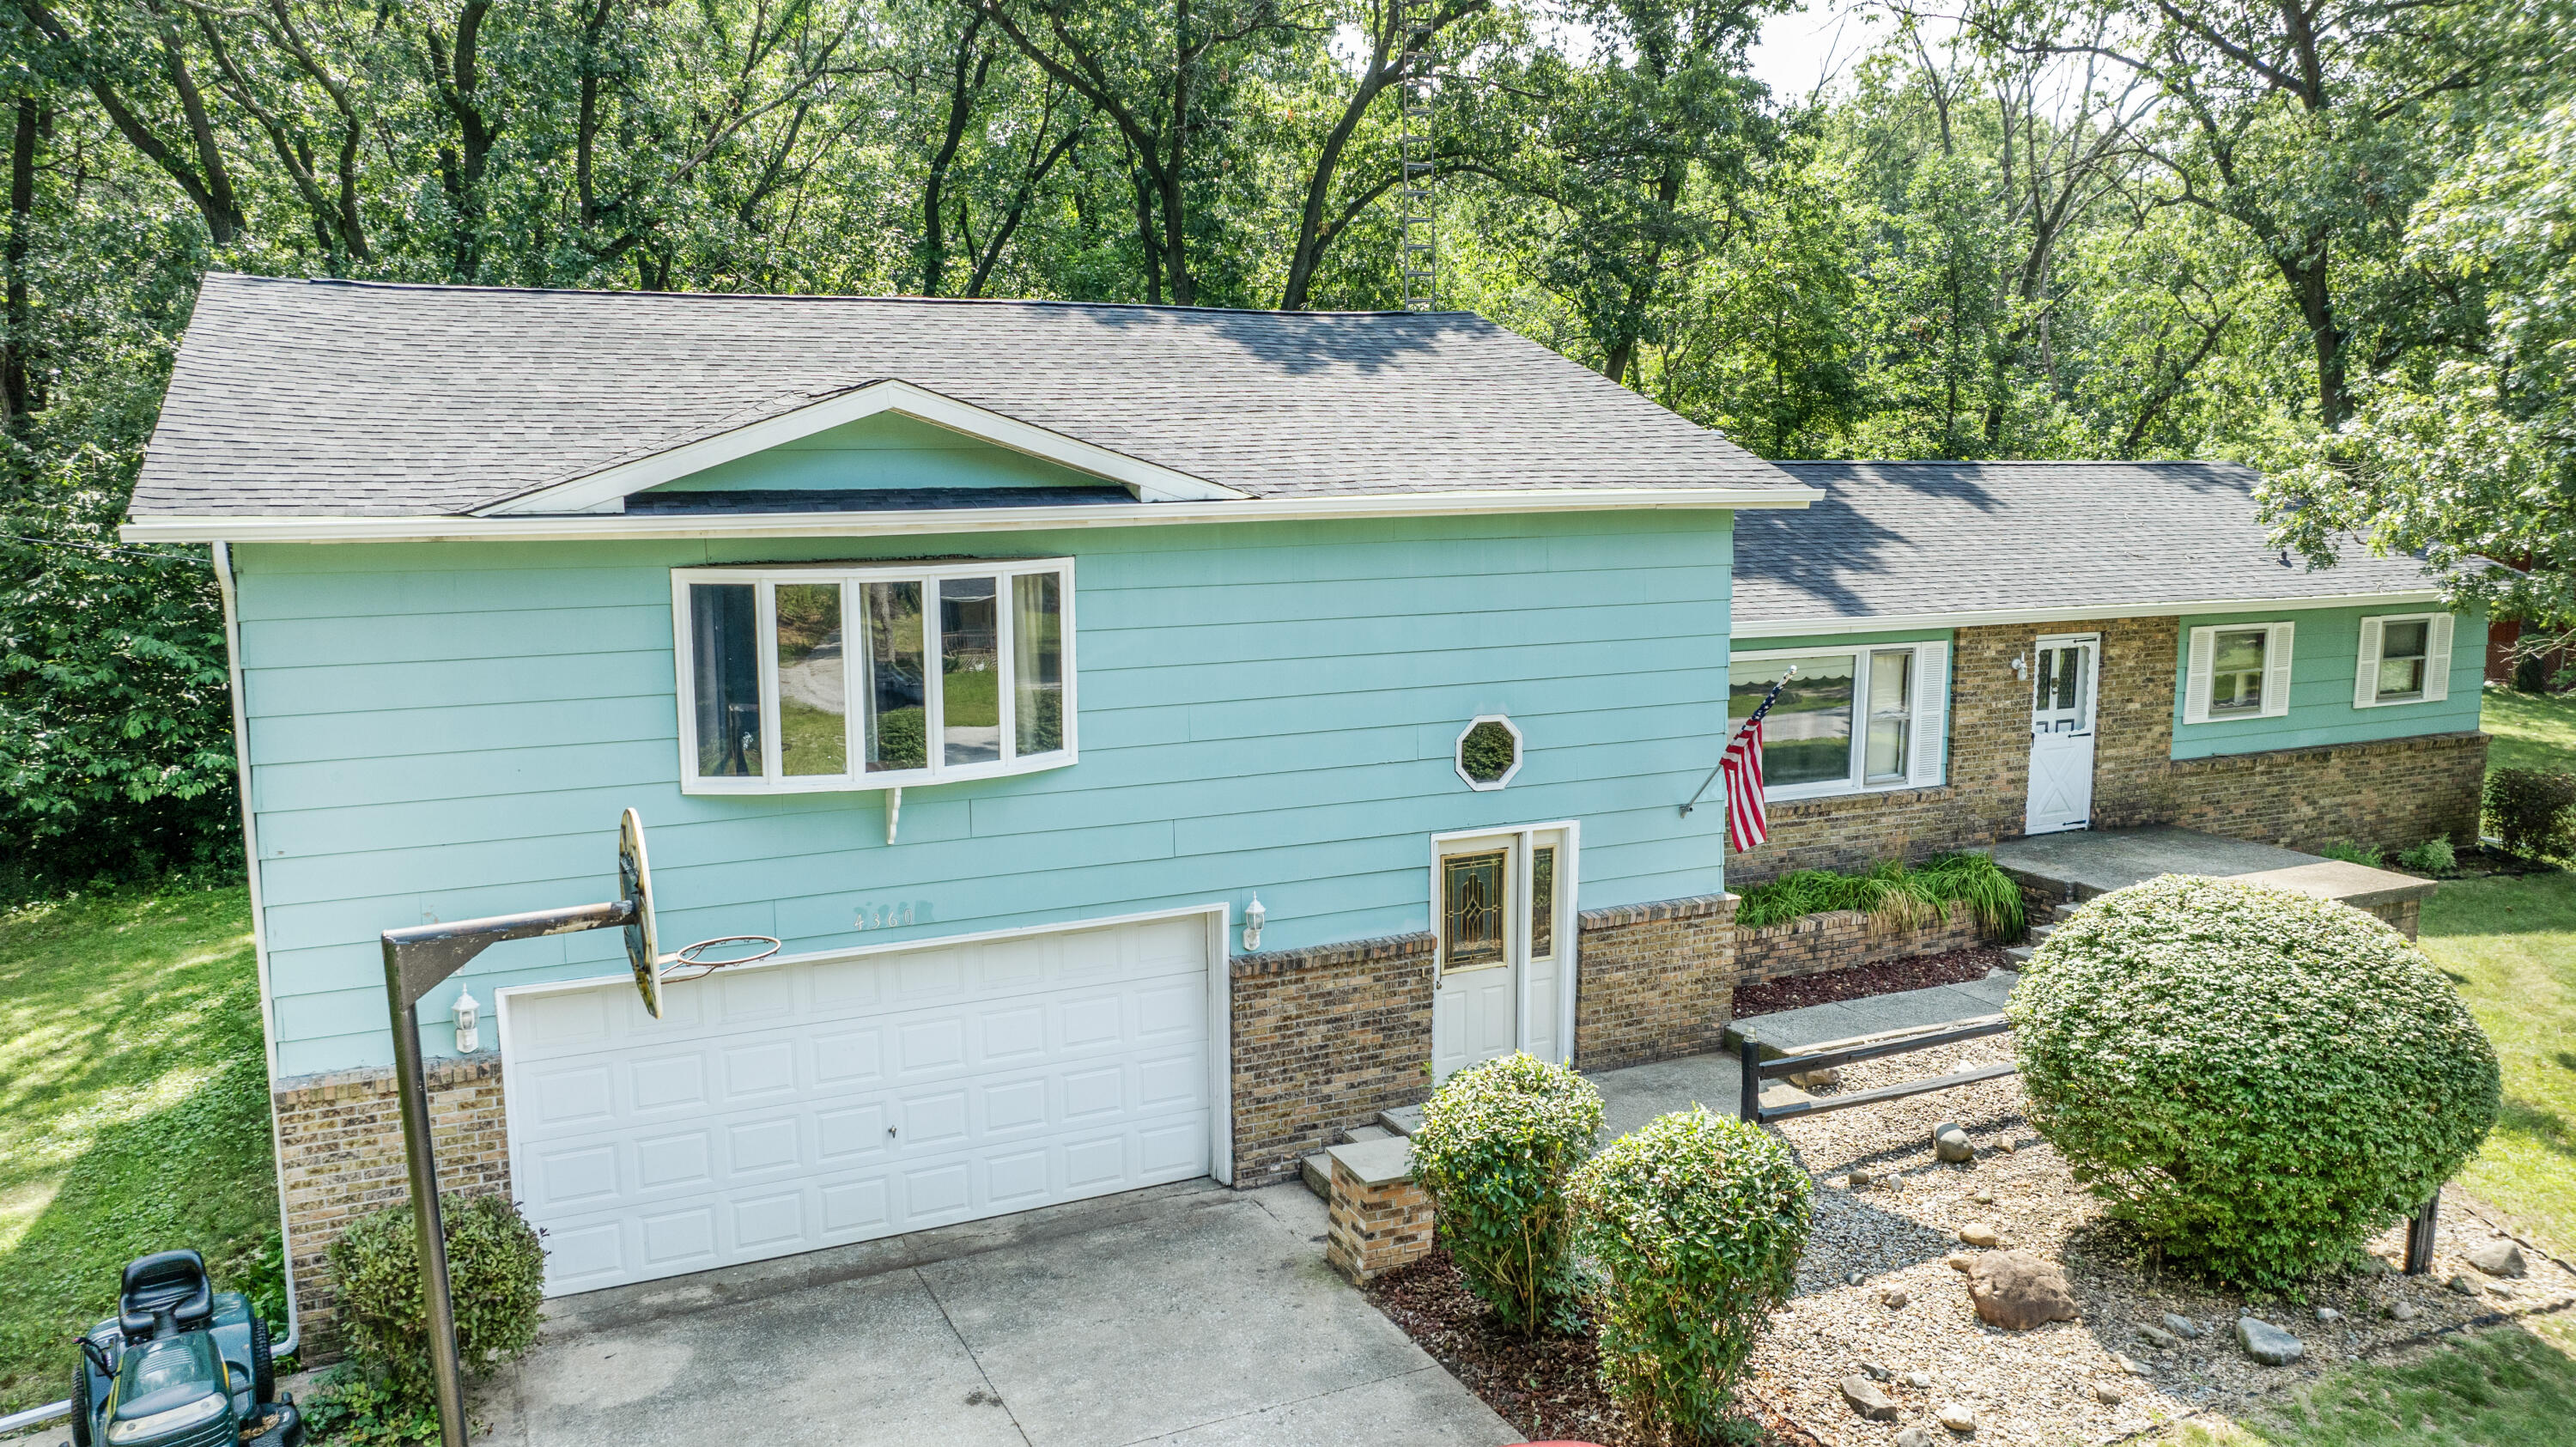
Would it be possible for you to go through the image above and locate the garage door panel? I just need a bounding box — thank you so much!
[507,914,1215,1295]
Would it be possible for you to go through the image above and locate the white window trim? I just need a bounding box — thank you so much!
[671,557,1078,795]
[1729,641,1950,803]
[2183,621,2295,725]
[2354,611,2454,708]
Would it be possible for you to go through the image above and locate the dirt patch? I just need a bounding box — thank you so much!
[1733,948,2014,1020]
[1365,1249,1825,1447]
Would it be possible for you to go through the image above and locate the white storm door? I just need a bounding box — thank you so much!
[1431,826,1575,1083]
[2025,634,2099,835]
[501,910,1214,1297]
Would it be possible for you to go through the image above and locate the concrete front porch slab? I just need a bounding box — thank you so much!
[1986,825,2434,909]
[471,1183,1515,1447]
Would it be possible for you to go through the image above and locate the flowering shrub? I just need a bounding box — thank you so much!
[1569,1110,1810,1443]
[2010,875,2499,1290]
[1407,1052,1601,1334]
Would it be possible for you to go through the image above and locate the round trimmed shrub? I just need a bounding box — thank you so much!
[1408,1051,1602,1334]
[331,1192,547,1402]
[1568,1110,1810,1444]
[2009,875,2499,1291]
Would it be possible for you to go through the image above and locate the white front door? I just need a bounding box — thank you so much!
[1431,826,1574,1082]
[501,909,1218,1296]
[2025,634,2099,835]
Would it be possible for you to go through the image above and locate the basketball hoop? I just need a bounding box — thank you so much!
[615,807,780,1013]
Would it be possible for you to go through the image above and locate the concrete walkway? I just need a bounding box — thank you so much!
[1987,824,2434,913]
[471,1181,1515,1447]
[1722,969,2016,1060]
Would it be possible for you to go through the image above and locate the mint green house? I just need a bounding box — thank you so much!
[125,276,2482,1335]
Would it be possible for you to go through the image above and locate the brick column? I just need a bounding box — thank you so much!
[1323,1136,1434,1285]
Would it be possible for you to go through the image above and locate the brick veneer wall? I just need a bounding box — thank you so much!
[1229,931,1437,1188]
[1324,1158,1436,1285]
[2167,730,2489,854]
[1734,899,1990,985]
[273,1055,510,1364]
[1570,894,1738,1072]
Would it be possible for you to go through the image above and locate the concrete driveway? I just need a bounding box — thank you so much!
[471,1180,1517,1447]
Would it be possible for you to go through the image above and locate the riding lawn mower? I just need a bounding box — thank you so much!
[68,1249,301,1447]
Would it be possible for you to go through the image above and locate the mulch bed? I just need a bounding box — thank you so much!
[1730,946,2014,1020]
[1364,1249,1825,1447]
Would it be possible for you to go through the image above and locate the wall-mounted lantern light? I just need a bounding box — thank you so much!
[453,988,481,1055]
[2010,652,2028,681]
[1242,896,1267,952]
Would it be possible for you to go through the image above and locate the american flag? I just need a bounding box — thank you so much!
[1722,713,1770,851]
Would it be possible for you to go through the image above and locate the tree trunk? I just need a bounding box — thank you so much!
[4,98,36,431]
[2277,236,2351,427]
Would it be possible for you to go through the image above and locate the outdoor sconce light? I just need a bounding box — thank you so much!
[453,988,480,1055]
[1242,896,1266,952]
[2010,652,2027,680]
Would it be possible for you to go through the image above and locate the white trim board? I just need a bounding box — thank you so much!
[479,379,1247,514]
[122,484,1820,544]
[1730,589,2445,638]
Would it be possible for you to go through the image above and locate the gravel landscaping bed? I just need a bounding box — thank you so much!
[1750,1036,2576,1445]
[1734,948,2016,1020]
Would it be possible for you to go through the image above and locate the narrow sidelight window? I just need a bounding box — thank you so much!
[863,581,928,773]
[775,583,848,776]
[940,577,1002,766]
[690,583,760,778]
[2209,629,2267,714]
[1866,648,1913,782]
[1013,572,1066,757]
[1528,844,1557,960]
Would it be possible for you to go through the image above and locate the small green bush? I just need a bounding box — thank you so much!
[1569,1110,1811,1444]
[2485,767,2576,859]
[1408,1052,1601,1334]
[2512,654,2548,694]
[330,1193,546,1403]
[2010,876,2500,1292]
[1459,720,1519,782]
[2316,840,2385,867]
[2397,837,2458,875]
[1733,852,2025,937]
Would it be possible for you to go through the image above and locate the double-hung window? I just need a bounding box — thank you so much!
[2354,612,2454,708]
[1727,641,1950,799]
[2183,621,2294,724]
[674,559,1075,793]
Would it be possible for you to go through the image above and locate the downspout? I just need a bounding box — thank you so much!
[0,544,298,1438]
[215,540,302,1361]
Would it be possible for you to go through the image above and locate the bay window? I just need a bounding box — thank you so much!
[675,559,1076,793]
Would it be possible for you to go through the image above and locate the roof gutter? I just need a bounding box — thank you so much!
[1730,589,2451,637]
[120,485,1820,544]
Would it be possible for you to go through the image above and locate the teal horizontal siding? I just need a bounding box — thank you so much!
[233,511,1738,1077]
[2169,604,2485,759]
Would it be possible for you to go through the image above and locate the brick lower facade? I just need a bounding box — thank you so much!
[273,1055,511,1363]
[1229,931,1437,1189]
[2166,730,2488,855]
[1569,894,1738,1072]
[1734,899,1989,985]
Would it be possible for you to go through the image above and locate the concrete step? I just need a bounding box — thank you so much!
[1376,1104,1423,1137]
[1300,1152,1333,1200]
[1342,1124,1393,1145]
[2004,944,2037,963]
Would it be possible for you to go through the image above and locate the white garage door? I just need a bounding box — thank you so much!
[501,909,1218,1296]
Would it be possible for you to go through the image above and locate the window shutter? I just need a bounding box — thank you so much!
[1908,641,1948,787]
[2354,617,2384,708]
[2261,621,2296,718]
[2422,613,2454,702]
[2184,627,2215,725]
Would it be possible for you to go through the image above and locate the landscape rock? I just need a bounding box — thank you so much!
[1840,1375,1898,1420]
[1957,1222,2002,1248]
[2354,1255,2392,1275]
[2092,1382,2125,1405]
[1846,1170,1874,1189]
[1935,1127,1976,1163]
[2315,1306,2342,1323]
[2392,1301,2421,1322]
[1936,1402,1978,1433]
[1898,1429,1937,1447]
[1965,1250,2081,1330]
[1789,1067,1842,1089]
[2467,1240,2527,1278]
[1904,1370,1932,1389]
[2237,1316,2306,1366]
[2136,1324,2178,1349]
[1945,1252,1976,1272]
[1880,1287,1911,1309]
[2162,1312,2202,1341]
[1860,1358,1893,1382]
[2448,1274,2482,1296]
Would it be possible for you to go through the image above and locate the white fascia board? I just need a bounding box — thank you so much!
[120,484,1821,544]
[1729,588,2445,638]
[476,378,1248,514]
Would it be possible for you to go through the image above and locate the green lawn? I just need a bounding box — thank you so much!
[2171,1329,2576,1447]
[0,885,282,1415]
[2477,684,2576,778]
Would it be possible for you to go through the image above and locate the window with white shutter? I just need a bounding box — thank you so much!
[2355,612,2453,707]
[2184,621,2295,723]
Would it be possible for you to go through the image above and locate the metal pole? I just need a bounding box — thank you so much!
[2406,1187,2440,1275]
[383,938,469,1447]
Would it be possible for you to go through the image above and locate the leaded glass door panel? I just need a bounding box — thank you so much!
[1432,825,1574,1082]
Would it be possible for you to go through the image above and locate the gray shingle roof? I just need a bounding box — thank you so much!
[131,274,1802,517]
[1734,461,2441,626]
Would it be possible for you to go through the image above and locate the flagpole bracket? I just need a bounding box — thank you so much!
[1680,665,1795,822]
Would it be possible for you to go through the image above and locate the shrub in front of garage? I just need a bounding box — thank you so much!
[328,1192,546,1404]
[1569,1110,1810,1443]
[1408,1052,1601,1335]
[2011,875,2500,1291]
